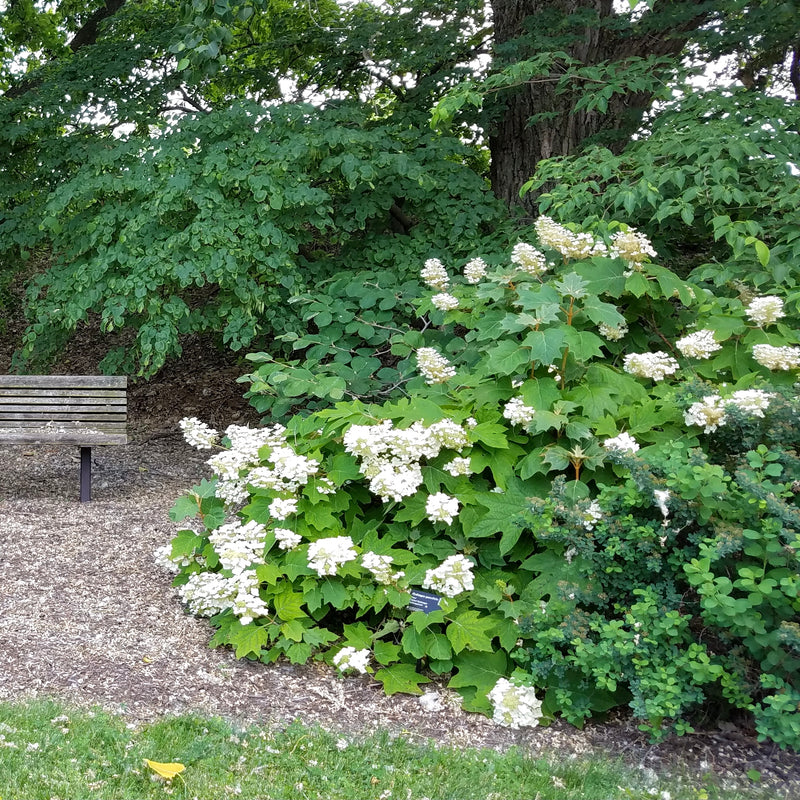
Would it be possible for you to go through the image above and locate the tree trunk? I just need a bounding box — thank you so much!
[487,0,704,210]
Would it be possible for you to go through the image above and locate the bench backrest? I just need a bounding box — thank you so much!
[0,375,128,445]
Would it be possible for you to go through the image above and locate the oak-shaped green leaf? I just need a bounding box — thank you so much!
[446,610,496,654]
[374,663,431,695]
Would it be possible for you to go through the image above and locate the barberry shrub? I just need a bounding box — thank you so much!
[162,218,800,745]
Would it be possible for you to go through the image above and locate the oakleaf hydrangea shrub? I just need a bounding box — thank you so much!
[161,218,800,745]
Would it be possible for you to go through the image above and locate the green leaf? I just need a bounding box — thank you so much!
[523,328,565,365]
[170,529,205,558]
[229,620,270,659]
[463,485,530,539]
[449,649,509,695]
[170,494,201,522]
[374,663,431,695]
[483,340,531,375]
[274,590,308,621]
[446,610,496,654]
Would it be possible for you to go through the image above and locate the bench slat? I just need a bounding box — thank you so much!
[0,420,126,430]
[0,430,128,445]
[0,412,126,422]
[0,402,126,414]
[0,390,126,400]
[0,376,127,389]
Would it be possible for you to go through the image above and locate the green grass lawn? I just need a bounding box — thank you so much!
[0,699,767,800]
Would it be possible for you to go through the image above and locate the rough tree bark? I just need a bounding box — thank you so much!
[487,0,708,210]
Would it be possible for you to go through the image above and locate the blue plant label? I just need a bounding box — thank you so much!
[409,589,442,614]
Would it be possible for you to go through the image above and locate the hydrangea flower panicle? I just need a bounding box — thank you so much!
[623,352,680,381]
[463,258,487,284]
[603,432,639,454]
[423,554,475,597]
[684,395,727,433]
[675,330,722,359]
[487,678,542,729]
[609,228,657,270]
[361,552,404,584]
[752,344,800,371]
[431,293,459,311]
[307,536,358,577]
[598,321,628,341]
[727,389,774,417]
[745,296,785,327]
[180,417,219,449]
[333,647,371,674]
[503,397,536,426]
[274,527,302,551]
[425,492,460,525]
[416,348,456,384]
[511,242,548,276]
[420,258,449,290]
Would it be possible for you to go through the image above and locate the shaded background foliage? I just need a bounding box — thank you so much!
[1,0,798,374]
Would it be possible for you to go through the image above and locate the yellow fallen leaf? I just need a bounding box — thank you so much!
[144,759,186,780]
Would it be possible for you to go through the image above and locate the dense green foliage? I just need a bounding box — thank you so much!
[2,0,798,371]
[166,219,800,747]
[12,100,501,375]
[524,90,800,289]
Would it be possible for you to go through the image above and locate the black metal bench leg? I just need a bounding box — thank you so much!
[80,446,92,502]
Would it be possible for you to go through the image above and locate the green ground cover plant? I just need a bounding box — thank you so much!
[0,699,767,800]
[162,218,800,748]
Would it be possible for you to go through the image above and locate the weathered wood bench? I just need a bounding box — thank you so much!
[0,375,128,502]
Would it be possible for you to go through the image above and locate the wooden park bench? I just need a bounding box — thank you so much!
[0,375,128,502]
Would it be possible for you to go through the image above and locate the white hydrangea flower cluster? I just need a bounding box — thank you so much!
[307,536,358,577]
[582,499,603,530]
[361,552,404,584]
[180,417,219,449]
[598,321,628,341]
[425,492,460,525]
[745,296,785,327]
[654,489,670,519]
[609,228,657,270]
[200,422,297,507]
[268,497,298,520]
[503,397,536,427]
[247,445,320,494]
[154,543,204,574]
[463,257,488,284]
[603,432,639,454]
[685,389,776,433]
[178,570,269,625]
[752,344,800,371]
[431,293,459,311]
[344,418,469,503]
[416,347,457,384]
[274,527,302,551]
[443,456,472,476]
[728,389,774,417]
[534,216,607,261]
[487,678,543,729]
[423,554,475,597]
[684,396,728,433]
[420,258,449,290]
[333,647,371,674]
[623,352,680,381]
[209,520,268,576]
[675,330,722,359]
[511,242,548,276]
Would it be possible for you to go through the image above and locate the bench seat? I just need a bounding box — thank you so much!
[0,375,128,500]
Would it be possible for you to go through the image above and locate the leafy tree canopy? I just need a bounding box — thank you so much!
[0,0,797,374]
